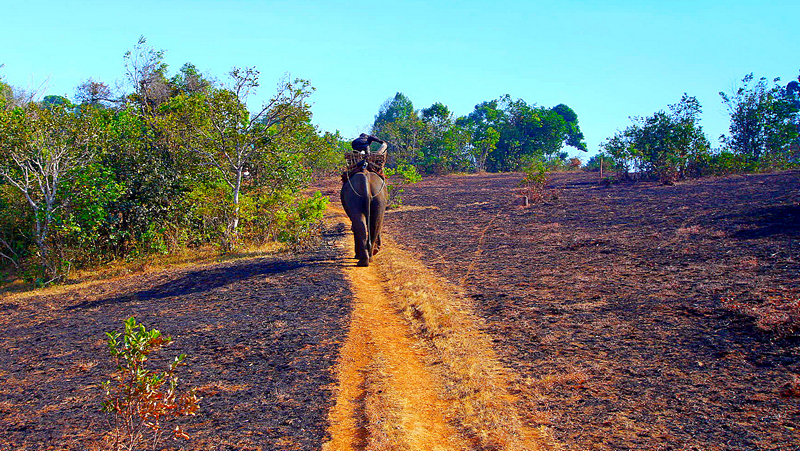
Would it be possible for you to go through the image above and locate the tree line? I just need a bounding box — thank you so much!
[0,38,342,285]
[2,36,797,286]
[371,92,587,174]
[369,73,799,185]
[588,73,800,182]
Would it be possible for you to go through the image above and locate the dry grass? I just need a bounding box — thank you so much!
[0,241,285,303]
[374,237,559,451]
[324,203,552,450]
[722,290,800,336]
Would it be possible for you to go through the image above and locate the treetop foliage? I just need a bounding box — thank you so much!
[371,92,587,174]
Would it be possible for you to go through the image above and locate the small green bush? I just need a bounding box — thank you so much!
[518,160,550,203]
[385,164,422,209]
[101,317,200,451]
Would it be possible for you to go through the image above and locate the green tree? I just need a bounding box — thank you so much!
[466,96,586,171]
[551,104,587,152]
[719,73,800,163]
[460,100,503,172]
[0,102,101,282]
[169,68,314,250]
[374,92,415,128]
[419,102,471,173]
[601,94,711,183]
[372,92,425,165]
[169,62,211,96]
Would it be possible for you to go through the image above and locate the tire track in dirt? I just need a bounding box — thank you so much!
[322,205,557,451]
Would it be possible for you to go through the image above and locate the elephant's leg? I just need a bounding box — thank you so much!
[351,218,370,267]
[373,233,382,256]
[368,198,386,261]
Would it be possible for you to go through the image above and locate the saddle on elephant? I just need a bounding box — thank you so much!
[342,133,388,182]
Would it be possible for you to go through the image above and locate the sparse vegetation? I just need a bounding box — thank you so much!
[101,317,201,451]
[518,160,552,204]
[384,163,421,209]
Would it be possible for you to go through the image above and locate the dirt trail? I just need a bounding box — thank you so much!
[325,254,470,450]
[323,206,469,450]
[322,205,556,451]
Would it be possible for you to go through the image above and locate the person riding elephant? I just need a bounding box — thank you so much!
[341,134,388,267]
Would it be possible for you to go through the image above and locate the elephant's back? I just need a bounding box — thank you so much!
[342,171,386,199]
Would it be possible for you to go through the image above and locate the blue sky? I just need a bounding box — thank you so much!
[2,0,797,157]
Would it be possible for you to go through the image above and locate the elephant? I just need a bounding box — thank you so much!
[340,168,387,267]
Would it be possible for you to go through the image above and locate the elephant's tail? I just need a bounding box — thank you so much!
[363,173,372,251]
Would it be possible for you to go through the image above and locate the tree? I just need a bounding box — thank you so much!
[719,73,800,162]
[459,96,588,172]
[123,36,171,114]
[372,93,425,165]
[75,78,116,107]
[170,68,314,249]
[374,92,415,128]
[169,63,211,96]
[0,102,101,282]
[460,100,503,172]
[419,102,470,173]
[0,79,14,110]
[551,104,587,151]
[601,94,710,183]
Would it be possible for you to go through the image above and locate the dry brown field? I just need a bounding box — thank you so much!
[1,170,798,450]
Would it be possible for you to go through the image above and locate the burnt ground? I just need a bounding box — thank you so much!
[384,170,800,451]
[0,223,353,451]
[2,170,799,451]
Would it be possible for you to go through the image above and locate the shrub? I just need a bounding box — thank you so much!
[707,150,754,175]
[584,153,621,173]
[385,163,421,209]
[600,94,711,184]
[272,191,329,249]
[518,160,550,203]
[101,317,200,451]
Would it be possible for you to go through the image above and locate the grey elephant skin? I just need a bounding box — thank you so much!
[340,170,387,267]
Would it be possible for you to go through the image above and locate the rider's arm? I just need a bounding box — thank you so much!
[368,136,387,154]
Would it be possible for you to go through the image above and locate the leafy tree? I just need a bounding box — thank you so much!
[460,100,502,172]
[374,92,415,128]
[419,102,471,173]
[601,94,711,183]
[551,103,587,151]
[372,92,425,165]
[719,73,800,163]
[168,68,314,250]
[169,62,211,96]
[0,102,101,282]
[464,96,586,172]
[42,95,71,108]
